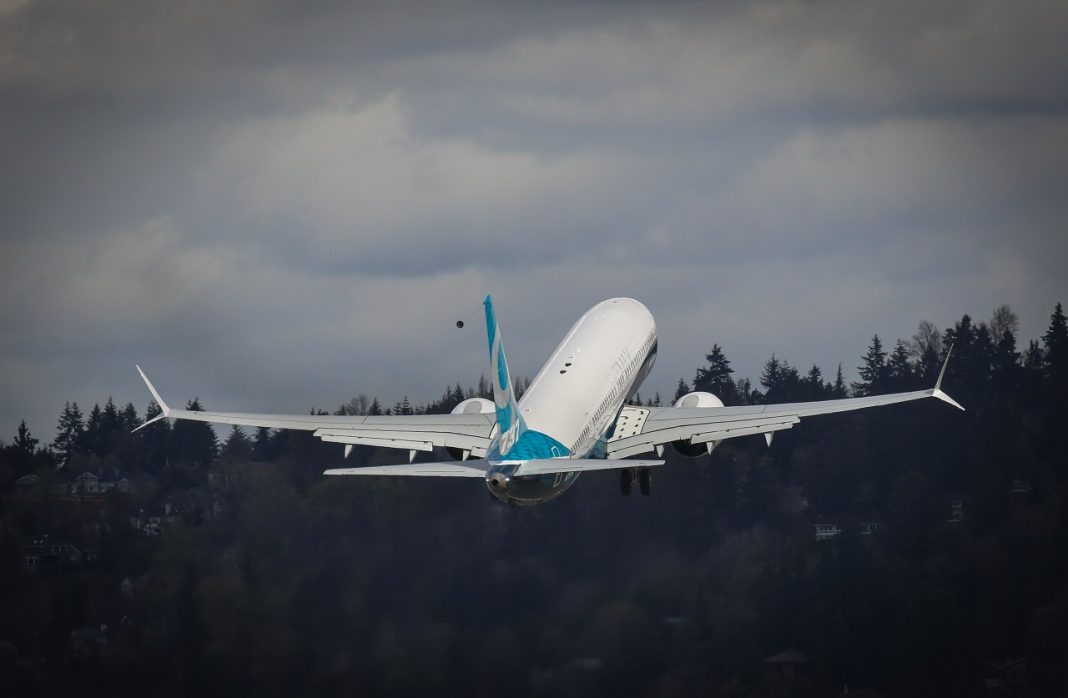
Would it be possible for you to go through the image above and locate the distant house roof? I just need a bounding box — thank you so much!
[765,648,812,664]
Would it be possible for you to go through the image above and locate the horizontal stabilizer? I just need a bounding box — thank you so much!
[323,462,488,478]
[513,458,664,476]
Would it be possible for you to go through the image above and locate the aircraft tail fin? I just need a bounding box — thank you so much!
[484,295,526,457]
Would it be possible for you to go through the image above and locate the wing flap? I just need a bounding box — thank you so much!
[513,458,664,476]
[324,462,488,477]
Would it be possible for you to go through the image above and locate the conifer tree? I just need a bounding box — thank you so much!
[832,363,848,398]
[854,335,888,396]
[141,400,171,473]
[886,340,913,391]
[991,325,1021,395]
[120,402,140,432]
[170,398,217,467]
[53,401,85,464]
[100,396,120,454]
[759,355,802,402]
[693,344,737,404]
[1043,302,1067,378]
[673,378,690,403]
[252,427,275,461]
[221,426,253,462]
[84,403,104,457]
[803,365,825,400]
[14,420,38,453]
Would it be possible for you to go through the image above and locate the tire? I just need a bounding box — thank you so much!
[638,468,652,496]
[620,468,634,496]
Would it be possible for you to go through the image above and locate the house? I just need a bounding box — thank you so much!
[860,521,883,536]
[14,474,37,495]
[69,624,107,656]
[764,648,812,681]
[814,522,843,541]
[812,518,883,541]
[947,497,965,524]
[982,656,1028,694]
[24,535,85,572]
[73,471,100,494]
[64,471,135,496]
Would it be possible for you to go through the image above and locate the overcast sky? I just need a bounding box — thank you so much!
[2,0,1066,441]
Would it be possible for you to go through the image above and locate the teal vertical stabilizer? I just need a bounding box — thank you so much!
[484,295,527,458]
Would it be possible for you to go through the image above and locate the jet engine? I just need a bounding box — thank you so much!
[446,398,495,460]
[671,391,723,457]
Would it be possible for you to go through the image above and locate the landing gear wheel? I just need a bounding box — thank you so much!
[620,468,634,496]
[638,467,652,496]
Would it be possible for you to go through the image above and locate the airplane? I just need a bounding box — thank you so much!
[135,296,963,506]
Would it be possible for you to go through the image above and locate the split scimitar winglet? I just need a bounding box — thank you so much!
[131,365,172,432]
[931,344,965,411]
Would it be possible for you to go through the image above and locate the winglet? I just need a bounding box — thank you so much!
[135,365,170,416]
[931,345,965,411]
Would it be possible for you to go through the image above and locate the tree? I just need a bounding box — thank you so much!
[693,344,737,404]
[853,335,888,396]
[141,400,171,473]
[673,378,690,403]
[760,355,800,402]
[221,426,253,462]
[368,397,383,416]
[53,401,85,464]
[83,403,104,457]
[252,427,275,461]
[911,320,942,383]
[832,363,849,398]
[100,396,121,455]
[13,420,38,453]
[991,321,1021,396]
[119,402,140,432]
[803,364,827,400]
[1043,302,1067,378]
[170,398,217,467]
[886,340,913,391]
[338,394,370,416]
[989,304,1019,342]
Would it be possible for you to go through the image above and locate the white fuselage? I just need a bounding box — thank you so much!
[520,298,658,455]
[486,298,657,505]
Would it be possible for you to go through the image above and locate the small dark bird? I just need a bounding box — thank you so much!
[456,320,464,329]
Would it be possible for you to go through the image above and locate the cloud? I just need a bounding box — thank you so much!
[1,0,1067,439]
[198,93,632,275]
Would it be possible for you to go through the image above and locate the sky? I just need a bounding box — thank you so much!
[2,0,1066,442]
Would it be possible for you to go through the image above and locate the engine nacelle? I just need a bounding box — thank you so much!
[671,391,723,457]
[450,397,496,415]
[447,398,495,460]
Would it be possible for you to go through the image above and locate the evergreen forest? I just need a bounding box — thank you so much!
[1,302,1066,697]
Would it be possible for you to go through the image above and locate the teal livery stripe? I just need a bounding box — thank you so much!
[483,295,527,457]
[488,429,570,461]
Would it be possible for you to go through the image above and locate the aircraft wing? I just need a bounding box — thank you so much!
[324,462,488,477]
[134,366,496,460]
[606,353,964,459]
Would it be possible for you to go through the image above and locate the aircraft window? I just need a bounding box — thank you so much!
[565,362,572,367]
[559,369,567,374]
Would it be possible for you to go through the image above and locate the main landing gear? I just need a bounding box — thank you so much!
[620,468,652,496]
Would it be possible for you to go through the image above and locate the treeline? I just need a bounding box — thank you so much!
[0,301,1066,697]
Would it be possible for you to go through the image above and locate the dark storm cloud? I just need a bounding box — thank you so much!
[2,0,1066,439]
